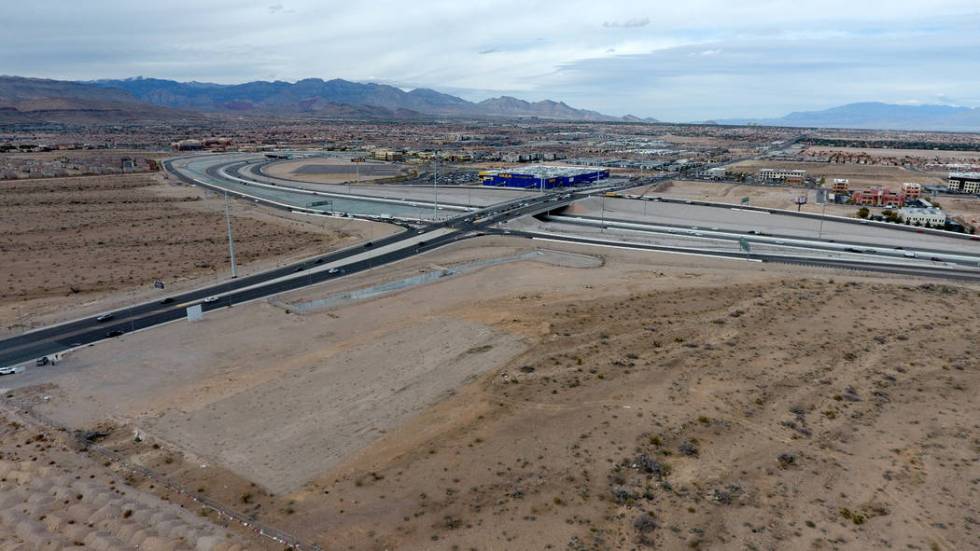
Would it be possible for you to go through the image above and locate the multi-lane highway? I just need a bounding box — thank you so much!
[2,152,978,370]
[0,180,574,368]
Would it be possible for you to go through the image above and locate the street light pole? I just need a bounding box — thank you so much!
[818,199,827,240]
[224,191,238,279]
[432,154,439,221]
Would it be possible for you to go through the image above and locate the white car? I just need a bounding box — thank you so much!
[203,296,219,303]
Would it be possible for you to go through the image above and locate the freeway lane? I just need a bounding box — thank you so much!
[0,177,575,368]
[3,150,975,369]
[546,214,980,267]
[0,227,468,368]
[506,229,980,283]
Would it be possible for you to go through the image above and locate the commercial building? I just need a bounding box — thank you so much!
[851,187,905,207]
[832,178,849,193]
[758,168,807,185]
[705,167,728,179]
[372,149,405,162]
[947,172,980,194]
[898,207,947,227]
[901,182,922,199]
[480,165,610,189]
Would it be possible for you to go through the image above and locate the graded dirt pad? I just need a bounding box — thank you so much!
[729,159,946,189]
[279,275,978,551]
[805,145,980,162]
[0,172,391,333]
[635,179,862,216]
[4,238,979,550]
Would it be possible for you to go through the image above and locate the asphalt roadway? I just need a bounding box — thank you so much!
[0,187,575,368]
[2,154,977,369]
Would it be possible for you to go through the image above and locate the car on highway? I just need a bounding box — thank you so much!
[105,330,124,338]
[904,251,917,258]
[160,297,175,305]
[96,314,114,323]
[327,268,342,274]
[203,296,219,303]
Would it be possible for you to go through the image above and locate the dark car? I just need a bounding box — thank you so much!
[364,241,374,248]
[96,314,114,323]
[160,297,175,304]
[105,330,124,338]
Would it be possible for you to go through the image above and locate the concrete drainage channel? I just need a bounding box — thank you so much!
[271,248,603,315]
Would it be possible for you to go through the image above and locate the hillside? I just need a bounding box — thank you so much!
[95,77,622,121]
[0,76,198,124]
[717,102,980,132]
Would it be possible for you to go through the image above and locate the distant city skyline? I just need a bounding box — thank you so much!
[2,0,979,121]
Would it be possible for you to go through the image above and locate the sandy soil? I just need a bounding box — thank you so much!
[729,160,946,189]
[0,172,396,334]
[805,145,980,161]
[634,178,980,223]
[0,406,252,550]
[264,158,410,184]
[935,195,980,225]
[633,179,862,216]
[4,236,977,549]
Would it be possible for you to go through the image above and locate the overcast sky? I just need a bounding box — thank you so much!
[2,1,980,120]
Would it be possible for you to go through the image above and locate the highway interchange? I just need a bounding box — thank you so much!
[1,152,978,369]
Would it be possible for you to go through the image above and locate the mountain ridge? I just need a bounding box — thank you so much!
[715,101,980,131]
[1,75,652,123]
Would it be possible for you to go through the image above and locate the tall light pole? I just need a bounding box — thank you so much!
[432,153,439,221]
[224,191,238,279]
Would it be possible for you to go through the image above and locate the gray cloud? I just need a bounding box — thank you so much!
[602,17,650,29]
[1,1,979,120]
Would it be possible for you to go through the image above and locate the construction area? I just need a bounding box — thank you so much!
[2,235,977,550]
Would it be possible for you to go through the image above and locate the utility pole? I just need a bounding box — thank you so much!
[224,191,238,278]
[432,154,439,221]
[818,193,828,240]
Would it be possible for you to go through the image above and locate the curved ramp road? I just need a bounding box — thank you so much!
[1,153,976,369]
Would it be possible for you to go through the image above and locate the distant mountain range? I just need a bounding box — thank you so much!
[716,102,980,132]
[0,76,657,124]
[7,77,974,132]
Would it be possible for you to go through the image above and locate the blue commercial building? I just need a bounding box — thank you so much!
[480,166,610,189]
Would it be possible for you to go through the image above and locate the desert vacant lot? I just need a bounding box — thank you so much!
[3,237,977,550]
[636,179,865,215]
[730,159,947,189]
[804,145,980,162]
[0,172,393,333]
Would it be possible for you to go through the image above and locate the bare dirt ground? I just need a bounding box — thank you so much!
[0,172,395,334]
[729,160,947,189]
[936,195,980,226]
[0,406,253,550]
[3,237,977,550]
[264,158,410,184]
[633,180,861,216]
[804,145,980,162]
